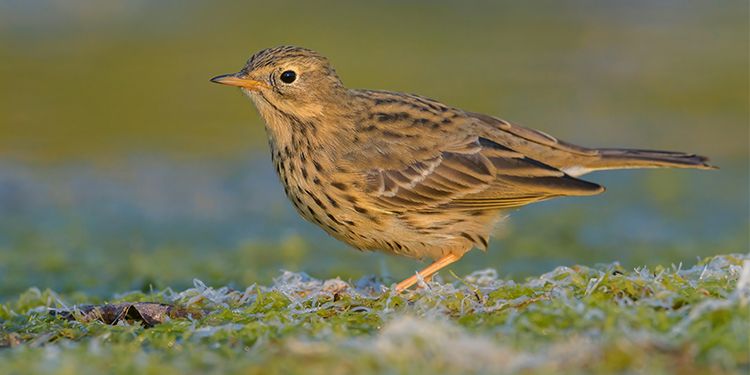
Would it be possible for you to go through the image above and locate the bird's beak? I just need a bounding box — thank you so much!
[210,73,270,91]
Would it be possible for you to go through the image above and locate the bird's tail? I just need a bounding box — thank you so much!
[564,148,716,176]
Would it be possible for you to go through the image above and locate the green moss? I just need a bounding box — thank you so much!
[1,254,747,374]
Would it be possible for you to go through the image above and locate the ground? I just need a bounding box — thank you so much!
[1,254,747,375]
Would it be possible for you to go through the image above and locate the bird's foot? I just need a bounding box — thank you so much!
[394,253,461,292]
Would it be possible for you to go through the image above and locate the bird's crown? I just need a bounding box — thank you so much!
[242,46,331,75]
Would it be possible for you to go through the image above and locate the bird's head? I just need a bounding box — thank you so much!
[211,46,346,122]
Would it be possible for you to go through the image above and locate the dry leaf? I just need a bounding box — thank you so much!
[50,302,202,327]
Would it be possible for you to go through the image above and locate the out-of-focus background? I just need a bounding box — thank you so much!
[0,0,747,298]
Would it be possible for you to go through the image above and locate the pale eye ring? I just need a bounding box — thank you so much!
[280,70,296,84]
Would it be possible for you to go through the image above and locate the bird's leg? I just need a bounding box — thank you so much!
[394,253,461,292]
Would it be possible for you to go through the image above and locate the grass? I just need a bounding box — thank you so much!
[1,254,747,374]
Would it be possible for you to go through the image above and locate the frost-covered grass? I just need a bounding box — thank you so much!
[1,254,748,375]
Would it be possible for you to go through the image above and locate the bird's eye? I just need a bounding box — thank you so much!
[280,70,297,84]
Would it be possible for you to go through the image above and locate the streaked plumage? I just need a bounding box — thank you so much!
[211,46,714,291]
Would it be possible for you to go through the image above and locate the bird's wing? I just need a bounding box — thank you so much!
[343,90,603,212]
[363,136,603,213]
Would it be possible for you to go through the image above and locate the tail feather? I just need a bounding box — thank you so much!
[563,148,716,177]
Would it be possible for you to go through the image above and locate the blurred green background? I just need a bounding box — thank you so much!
[0,0,747,298]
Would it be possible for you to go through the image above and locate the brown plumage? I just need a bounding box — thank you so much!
[211,46,715,291]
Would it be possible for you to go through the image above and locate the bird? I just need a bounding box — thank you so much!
[210,46,715,292]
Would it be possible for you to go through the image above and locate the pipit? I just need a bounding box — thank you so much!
[211,46,714,292]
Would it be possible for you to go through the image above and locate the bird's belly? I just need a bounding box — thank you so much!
[271,150,491,260]
[286,187,485,260]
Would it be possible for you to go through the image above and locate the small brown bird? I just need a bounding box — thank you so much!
[211,46,714,292]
